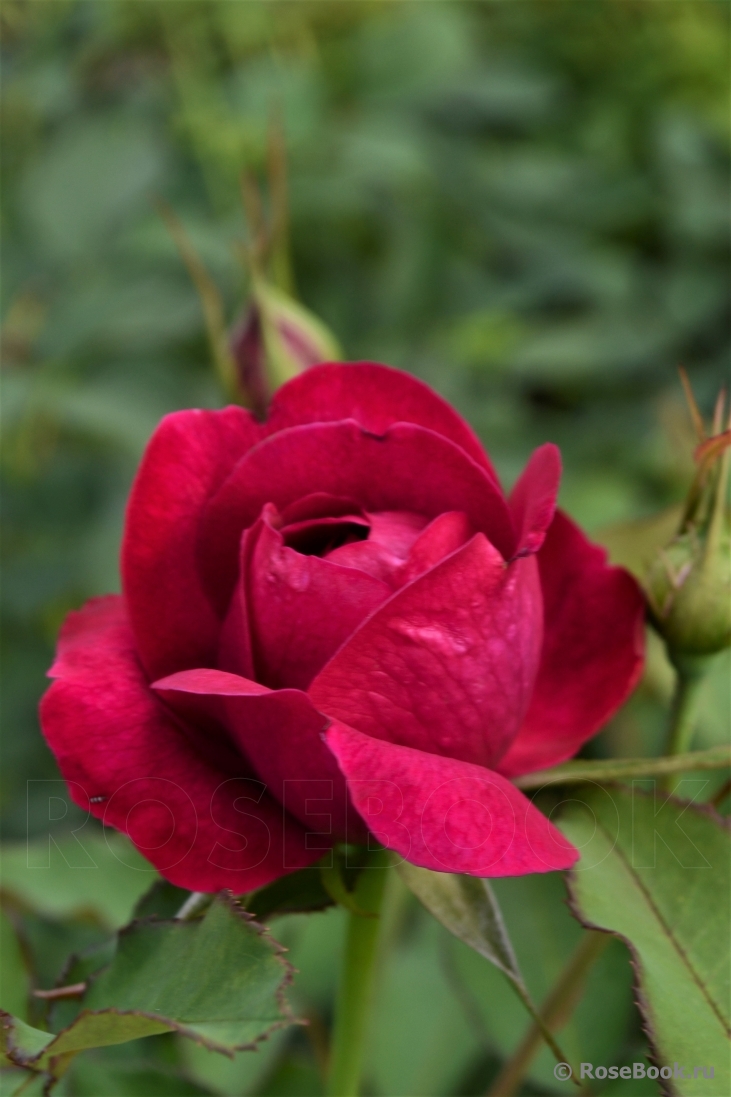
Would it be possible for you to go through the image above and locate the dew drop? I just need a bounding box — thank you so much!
[387,618,473,656]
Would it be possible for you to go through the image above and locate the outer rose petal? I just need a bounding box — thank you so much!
[198,421,514,614]
[153,668,366,842]
[509,443,561,558]
[122,406,261,680]
[40,597,319,892]
[498,510,645,778]
[266,361,499,481]
[325,723,578,875]
[243,508,392,689]
[309,535,543,769]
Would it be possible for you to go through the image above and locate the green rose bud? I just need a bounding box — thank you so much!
[646,383,731,658]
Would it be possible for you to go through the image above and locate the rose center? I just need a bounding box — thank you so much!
[282,517,370,558]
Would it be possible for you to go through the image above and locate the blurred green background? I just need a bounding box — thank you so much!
[1,2,729,1095]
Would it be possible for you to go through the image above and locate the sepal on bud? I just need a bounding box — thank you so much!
[230,276,342,420]
[646,377,731,657]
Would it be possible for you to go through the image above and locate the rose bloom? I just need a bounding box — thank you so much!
[41,364,644,890]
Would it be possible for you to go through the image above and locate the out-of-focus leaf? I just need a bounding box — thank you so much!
[560,786,730,1095]
[2,895,295,1083]
[69,1054,216,1097]
[245,866,334,922]
[179,1030,287,1097]
[0,833,157,929]
[132,882,190,923]
[0,911,30,1022]
[595,506,684,581]
[22,119,164,260]
[366,904,481,1097]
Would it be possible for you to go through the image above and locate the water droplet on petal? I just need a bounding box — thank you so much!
[387,617,473,655]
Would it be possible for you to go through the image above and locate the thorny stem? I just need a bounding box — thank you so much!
[326,848,390,1097]
[487,931,610,1097]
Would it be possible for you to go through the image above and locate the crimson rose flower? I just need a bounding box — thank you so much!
[41,364,644,891]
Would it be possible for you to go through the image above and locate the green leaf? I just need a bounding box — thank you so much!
[559,785,730,1094]
[1,894,296,1086]
[514,745,731,790]
[396,862,522,985]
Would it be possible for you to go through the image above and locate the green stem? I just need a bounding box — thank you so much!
[326,848,390,1097]
[665,656,708,757]
[662,654,711,792]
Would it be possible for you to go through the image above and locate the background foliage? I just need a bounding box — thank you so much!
[1,2,729,1095]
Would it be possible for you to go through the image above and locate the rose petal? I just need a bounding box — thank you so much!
[41,597,318,892]
[325,723,578,876]
[198,420,514,615]
[309,534,543,769]
[326,511,429,586]
[153,668,366,842]
[509,443,562,558]
[122,407,261,680]
[395,511,473,587]
[245,509,392,689]
[497,510,645,778]
[280,492,366,525]
[266,361,498,481]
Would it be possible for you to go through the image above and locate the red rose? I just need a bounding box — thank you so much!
[40,364,644,891]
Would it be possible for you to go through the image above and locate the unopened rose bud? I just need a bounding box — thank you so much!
[230,277,342,419]
[646,386,731,657]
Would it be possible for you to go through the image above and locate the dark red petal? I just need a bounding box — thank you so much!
[309,534,543,769]
[509,443,562,558]
[497,510,646,778]
[246,510,391,689]
[198,421,514,615]
[395,511,473,587]
[325,724,578,876]
[266,362,499,481]
[41,598,318,892]
[153,668,366,842]
[122,407,261,680]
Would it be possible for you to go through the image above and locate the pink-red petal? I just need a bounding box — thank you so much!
[41,597,318,892]
[266,362,498,481]
[498,510,645,778]
[198,421,514,615]
[509,443,562,558]
[153,668,365,842]
[325,723,578,876]
[122,406,261,680]
[309,534,543,769]
[395,511,473,588]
